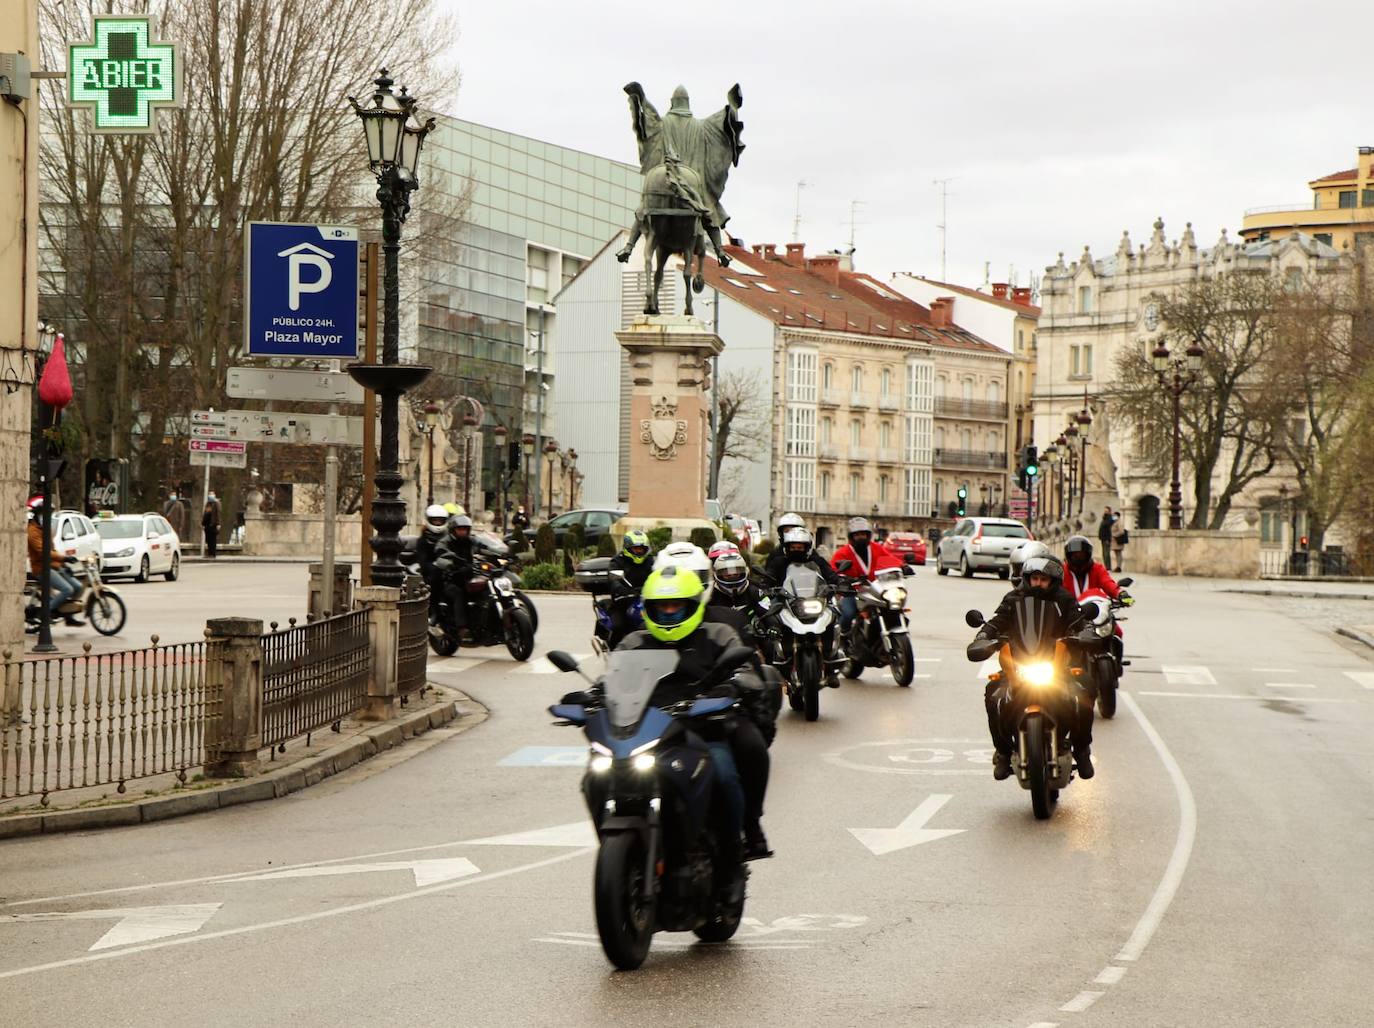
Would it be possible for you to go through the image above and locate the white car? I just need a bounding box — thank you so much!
[935,517,1032,578]
[96,513,182,582]
[52,510,103,568]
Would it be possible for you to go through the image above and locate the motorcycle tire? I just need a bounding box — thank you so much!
[694,868,745,943]
[1025,714,1054,821]
[797,649,821,722]
[890,635,915,687]
[505,608,535,662]
[429,630,459,657]
[87,592,127,637]
[594,833,654,971]
[843,659,863,680]
[515,591,539,634]
[1097,678,1118,719]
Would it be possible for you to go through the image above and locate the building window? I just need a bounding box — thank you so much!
[785,405,816,457]
[849,418,862,447]
[848,472,861,501]
[905,414,932,464]
[989,430,1000,453]
[905,467,931,517]
[822,362,834,389]
[1364,189,1374,208]
[785,460,815,509]
[962,379,973,402]
[879,421,892,448]
[934,426,945,449]
[820,417,832,444]
[880,367,892,398]
[1078,285,1093,313]
[905,360,933,413]
[879,474,890,503]
[1259,498,1283,545]
[1314,232,1333,246]
[1016,329,1024,353]
[1284,267,1304,293]
[787,348,818,402]
[961,429,973,451]
[1339,190,1357,209]
[986,381,1000,404]
[851,364,863,392]
[1071,343,1094,377]
[820,470,832,500]
[934,376,947,399]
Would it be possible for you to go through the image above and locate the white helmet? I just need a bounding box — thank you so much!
[712,552,750,596]
[654,541,714,601]
[776,512,804,541]
[424,504,449,535]
[1009,540,1051,584]
[781,526,815,564]
[707,540,740,561]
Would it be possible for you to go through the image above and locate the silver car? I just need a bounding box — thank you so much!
[935,517,1032,579]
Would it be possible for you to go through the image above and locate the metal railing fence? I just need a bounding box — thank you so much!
[1,636,221,803]
[261,610,370,753]
[397,579,431,701]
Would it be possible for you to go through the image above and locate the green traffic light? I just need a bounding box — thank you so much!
[1026,465,1038,478]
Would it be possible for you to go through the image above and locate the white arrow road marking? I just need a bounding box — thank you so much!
[521,653,592,674]
[1343,670,1374,690]
[465,821,597,848]
[848,794,966,856]
[0,904,221,951]
[1162,665,1216,686]
[235,858,479,888]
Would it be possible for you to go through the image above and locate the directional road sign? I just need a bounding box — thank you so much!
[222,410,363,446]
[245,223,359,359]
[67,15,182,134]
[189,449,247,469]
[227,366,363,405]
[191,410,226,426]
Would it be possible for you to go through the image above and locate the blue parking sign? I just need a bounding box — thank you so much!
[245,222,359,358]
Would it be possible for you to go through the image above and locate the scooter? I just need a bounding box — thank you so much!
[24,556,127,637]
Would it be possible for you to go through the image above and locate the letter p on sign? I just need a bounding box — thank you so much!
[278,243,334,311]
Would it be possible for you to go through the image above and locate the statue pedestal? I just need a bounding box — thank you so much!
[616,314,724,524]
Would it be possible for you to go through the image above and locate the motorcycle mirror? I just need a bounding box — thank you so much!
[835,559,853,572]
[1117,577,1134,588]
[901,564,915,577]
[547,650,581,673]
[964,609,985,628]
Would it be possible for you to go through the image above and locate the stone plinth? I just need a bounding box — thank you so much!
[615,314,724,521]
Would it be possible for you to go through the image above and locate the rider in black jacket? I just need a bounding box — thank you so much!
[968,554,1095,781]
[416,504,450,610]
[436,515,476,636]
[602,530,653,648]
[762,526,842,587]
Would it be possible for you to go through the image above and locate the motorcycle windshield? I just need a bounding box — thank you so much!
[872,568,904,588]
[1006,595,1067,660]
[473,532,509,556]
[784,565,824,599]
[603,649,680,731]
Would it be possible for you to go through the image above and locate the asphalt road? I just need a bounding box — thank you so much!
[2,564,1371,1027]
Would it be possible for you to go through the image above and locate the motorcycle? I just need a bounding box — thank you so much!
[547,645,756,970]
[428,537,537,661]
[765,565,842,722]
[1077,577,1133,719]
[966,607,1096,820]
[842,565,916,686]
[574,558,644,655]
[25,556,127,637]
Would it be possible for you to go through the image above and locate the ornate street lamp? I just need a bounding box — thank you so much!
[1054,433,1069,520]
[544,439,559,519]
[347,69,436,588]
[521,433,535,510]
[1153,338,1205,530]
[493,425,509,532]
[461,412,479,513]
[423,401,440,506]
[566,448,579,511]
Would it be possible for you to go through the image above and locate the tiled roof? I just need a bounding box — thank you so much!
[1310,167,1358,184]
[699,245,1005,356]
[902,276,1042,316]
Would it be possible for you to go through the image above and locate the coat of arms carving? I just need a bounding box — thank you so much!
[640,395,688,460]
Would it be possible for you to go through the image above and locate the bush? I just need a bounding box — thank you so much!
[689,526,717,551]
[596,533,617,557]
[521,562,566,591]
[534,523,556,564]
[647,525,673,551]
[753,538,775,556]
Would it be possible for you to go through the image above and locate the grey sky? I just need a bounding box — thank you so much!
[435,0,1373,291]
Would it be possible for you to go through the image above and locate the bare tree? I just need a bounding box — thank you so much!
[1111,273,1283,528]
[710,368,769,491]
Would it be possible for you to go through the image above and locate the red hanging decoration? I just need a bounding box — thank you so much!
[38,333,73,411]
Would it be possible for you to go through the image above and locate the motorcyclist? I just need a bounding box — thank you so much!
[26,499,82,626]
[762,522,841,588]
[1062,535,1128,604]
[603,529,654,648]
[416,504,450,609]
[830,516,903,631]
[707,540,741,563]
[619,565,775,860]
[708,552,769,623]
[1008,540,1051,585]
[436,514,476,639]
[967,554,1095,781]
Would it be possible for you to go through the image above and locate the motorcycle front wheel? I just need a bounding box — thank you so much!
[428,628,458,656]
[87,592,127,636]
[594,833,654,970]
[889,634,915,687]
[1024,714,1054,821]
[797,648,821,722]
[1096,659,1118,718]
[514,591,539,634]
[504,608,535,662]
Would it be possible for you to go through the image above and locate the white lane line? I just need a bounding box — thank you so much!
[1161,665,1215,686]
[1263,682,1316,689]
[1252,667,1296,673]
[0,847,592,981]
[1343,671,1374,691]
[1116,691,1196,963]
[1059,991,1104,1013]
[1025,1023,1060,1028]
[914,657,942,663]
[1139,692,1355,703]
[533,936,811,950]
[1094,965,1127,985]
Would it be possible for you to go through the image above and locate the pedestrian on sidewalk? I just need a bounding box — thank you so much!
[1098,506,1115,552]
[202,499,221,558]
[162,491,186,538]
[1110,515,1128,573]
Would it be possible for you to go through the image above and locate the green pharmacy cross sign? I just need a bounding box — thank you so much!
[68,16,182,133]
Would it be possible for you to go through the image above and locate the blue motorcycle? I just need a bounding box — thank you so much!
[547,644,755,970]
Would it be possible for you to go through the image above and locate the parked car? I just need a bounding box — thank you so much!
[885,531,927,566]
[523,509,627,549]
[52,510,103,569]
[722,513,759,551]
[95,513,182,582]
[935,517,1031,578]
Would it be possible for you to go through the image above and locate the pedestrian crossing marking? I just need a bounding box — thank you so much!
[1263,682,1315,689]
[1343,670,1374,691]
[1161,665,1216,687]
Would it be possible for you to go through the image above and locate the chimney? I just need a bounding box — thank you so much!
[807,255,842,285]
[1012,286,1033,307]
[751,244,765,257]
[762,243,778,260]
[929,296,954,328]
[784,242,806,263]
[991,282,1009,299]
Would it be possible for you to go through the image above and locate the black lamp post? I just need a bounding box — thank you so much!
[1054,433,1069,519]
[493,425,508,531]
[522,433,535,510]
[347,69,435,588]
[544,440,559,518]
[423,401,440,506]
[461,412,478,512]
[1152,338,1205,530]
[1075,403,1093,516]
[33,323,68,653]
[566,448,578,511]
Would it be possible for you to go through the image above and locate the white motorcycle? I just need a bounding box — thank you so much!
[765,565,842,722]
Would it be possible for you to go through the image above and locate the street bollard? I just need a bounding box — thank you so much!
[354,586,401,721]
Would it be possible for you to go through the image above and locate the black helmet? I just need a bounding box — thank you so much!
[1064,535,1093,572]
[1020,554,1065,597]
[448,514,473,537]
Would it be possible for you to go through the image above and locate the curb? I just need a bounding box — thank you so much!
[1220,588,1374,601]
[0,688,484,840]
[1336,626,1374,651]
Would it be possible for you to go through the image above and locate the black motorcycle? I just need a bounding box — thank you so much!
[429,536,537,660]
[548,645,755,969]
[842,565,916,686]
[761,565,844,722]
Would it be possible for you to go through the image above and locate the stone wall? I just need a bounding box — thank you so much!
[242,513,366,559]
[1115,528,1259,579]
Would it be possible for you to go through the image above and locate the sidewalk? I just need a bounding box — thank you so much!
[0,684,487,839]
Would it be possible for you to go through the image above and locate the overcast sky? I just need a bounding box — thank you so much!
[434,0,1373,291]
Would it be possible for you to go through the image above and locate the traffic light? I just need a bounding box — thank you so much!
[1024,445,1039,480]
[956,485,967,517]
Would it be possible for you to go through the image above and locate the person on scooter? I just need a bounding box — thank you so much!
[1062,535,1130,604]
[416,504,450,608]
[967,554,1094,781]
[437,514,476,639]
[604,530,654,648]
[619,565,775,860]
[830,516,902,631]
[26,500,82,626]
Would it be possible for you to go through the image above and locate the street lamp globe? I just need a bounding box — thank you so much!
[1152,341,1171,373]
[400,105,436,181]
[348,69,409,171]
[423,401,440,429]
[1076,406,1092,428]
[522,433,535,457]
[1064,421,1079,440]
[1185,339,1205,372]
[461,412,479,439]
[494,425,508,443]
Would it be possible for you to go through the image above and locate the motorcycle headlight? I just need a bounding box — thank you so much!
[631,752,656,773]
[882,587,907,608]
[1020,662,1055,687]
[114,547,135,558]
[589,754,613,774]
[799,598,825,616]
[1096,623,1113,638]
